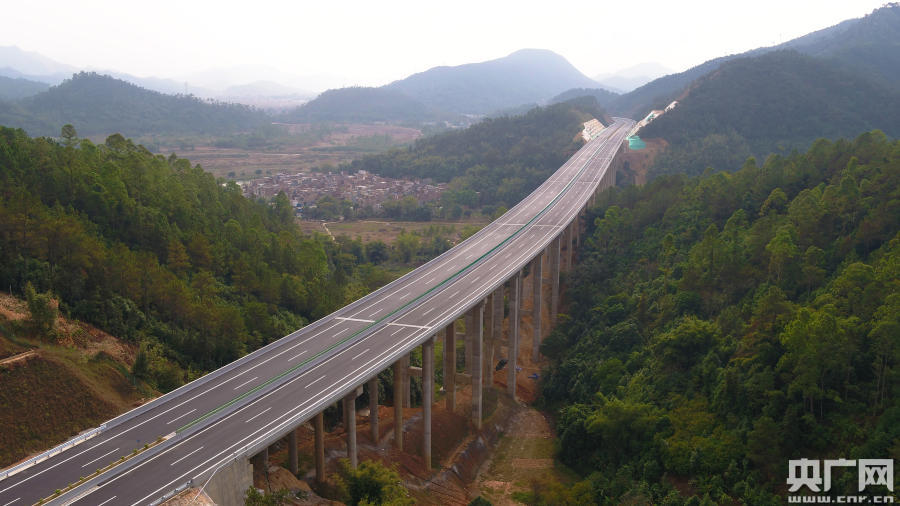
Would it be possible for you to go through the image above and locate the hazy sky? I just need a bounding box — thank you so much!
[0,0,886,90]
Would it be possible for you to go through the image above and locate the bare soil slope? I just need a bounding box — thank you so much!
[0,294,148,468]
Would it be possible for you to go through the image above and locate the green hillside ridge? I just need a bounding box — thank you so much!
[0,125,408,390]
[0,72,268,138]
[642,50,900,176]
[536,131,900,504]
[350,97,611,213]
[0,75,48,101]
[609,3,900,119]
[278,86,449,124]
[0,98,598,394]
[550,87,619,108]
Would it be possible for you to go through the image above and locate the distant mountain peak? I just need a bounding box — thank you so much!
[505,48,566,60]
[385,48,598,115]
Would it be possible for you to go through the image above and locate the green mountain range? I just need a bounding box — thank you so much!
[0,72,268,138]
[278,86,447,124]
[642,50,900,175]
[606,3,900,119]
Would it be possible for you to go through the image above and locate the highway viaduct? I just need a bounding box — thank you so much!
[0,118,633,506]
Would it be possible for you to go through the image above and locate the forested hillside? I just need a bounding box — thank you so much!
[351,98,610,213]
[0,72,267,138]
[643,51,900,176]
[609,3,900,120]
[538,131,899,504]
[550,87,619,108]
[0,75,48,101]
[279,86,449,124]
[0,126,395,391]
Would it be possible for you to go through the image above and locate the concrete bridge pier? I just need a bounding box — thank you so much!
[508,270,521,400]
[402,354,411,409]
[550,236,560,325]
[489,286,502,383]
[568,221,576,269]
[314,412,325,483]
[532,253,543,361]
[467,301,484,429]
[251,447,268,474]
[443,323,455,412]
[343,388,360,468]
[573,214,580,251]
[393,360,404,451]
[483,295,493,387]
[422,335,435,471]
[288,429,298,475]
[368,377,379,445]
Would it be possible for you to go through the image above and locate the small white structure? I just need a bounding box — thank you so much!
[582,119,606,141]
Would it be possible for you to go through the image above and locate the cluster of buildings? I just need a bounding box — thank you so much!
[238,170,446,215]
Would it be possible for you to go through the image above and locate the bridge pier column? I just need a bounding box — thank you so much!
[403,354,411,409]
[491,286,503,381]
[483,296,493,387]
[252,447,268,474]
[550,236,560,324]
[561,225,570,272]
[422,335,435,471]
[532,253,543,361]
[469,301,484,429]
[368,377,379,445]
[484,293,493,344]
[508,271,521,400]
[393,360,404,450]
[288,429,298,476]
[314,412,325,484]
[343,391,357,468]
[464,318,473,376]
[567,222,575,270]
[443,323,455,412]
[575,210,582,248]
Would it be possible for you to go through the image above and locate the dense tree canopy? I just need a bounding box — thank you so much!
[540,131,900,504]
[0,72,267,138]
[643,51,900,177]
[0,126,396,389]
[350,98,610,212]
